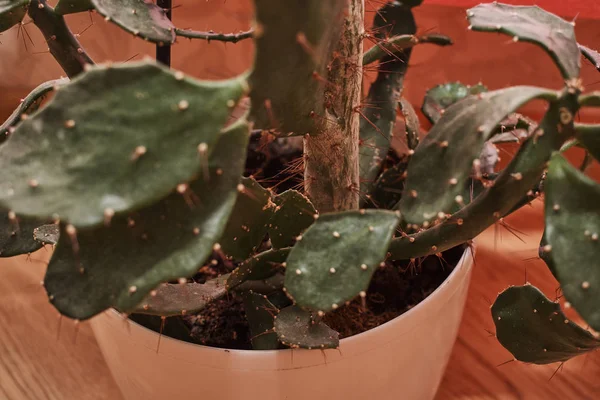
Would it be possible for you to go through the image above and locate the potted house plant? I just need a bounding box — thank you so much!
[1,0,600,399]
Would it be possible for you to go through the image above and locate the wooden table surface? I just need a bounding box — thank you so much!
[1,204,599,400]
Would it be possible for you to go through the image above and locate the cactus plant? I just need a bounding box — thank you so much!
[1,0,600,367]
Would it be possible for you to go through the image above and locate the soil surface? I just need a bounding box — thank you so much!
[131,136,467,349]
[131,245,464,349]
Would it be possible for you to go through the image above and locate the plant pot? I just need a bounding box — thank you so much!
[90,247,473,400]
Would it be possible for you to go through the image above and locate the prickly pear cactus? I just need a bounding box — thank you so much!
[249,0,345,136]
[2,0,600,358]
[492,285,600,364]
[92,0,175,44]
[359,1,416,198]
[274,305,339,349]
[542,154,600,331]
[0,62,246,227]
[284,210,399,312]
[44,117,250,319]
[399,86,556,226]
[467,3,581,78]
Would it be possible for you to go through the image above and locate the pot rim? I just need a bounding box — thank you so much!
[102,245,474,356]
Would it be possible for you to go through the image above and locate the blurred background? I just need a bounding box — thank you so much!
[1,0,600,398]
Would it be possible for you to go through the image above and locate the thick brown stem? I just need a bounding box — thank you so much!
[304,0,364,213]
[28,0,94,78]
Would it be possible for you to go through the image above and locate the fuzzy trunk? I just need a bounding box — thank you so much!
[303,0,364,213]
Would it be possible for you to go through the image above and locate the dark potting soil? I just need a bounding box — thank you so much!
[130,136,467,350]
[131,245,465,350]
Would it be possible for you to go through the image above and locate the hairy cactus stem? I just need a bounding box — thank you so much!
[28,0,94,78]
[303,0,364,212]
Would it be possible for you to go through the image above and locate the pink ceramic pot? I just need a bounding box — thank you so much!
[91,247,473,400]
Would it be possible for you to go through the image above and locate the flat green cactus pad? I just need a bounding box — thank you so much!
[91,0,175,44]
[220,177,274,260]
[579,93,600,108]
[399,86,556,226]
[0,61,245,228]
[132,275,229,316]
[0,212,50,257]
[55,0,93,15]
[242,291,279,350]
[359,1,415,200]
[544,153,600,331]
[574,123,600,162]
[467,3,580,79]
[399,98,420,150]
[43,119,249,320]
[421,82,487,124]
[492,285,600,364]
[284,210,399,312]
[274,305,339,349]
[235,273,284,295]
[269,190,316,249]
[579,44,600,71]
[0,0,28,33]
[249,0,344,135]
[389,92,575,261]
[1,78,68,144]
[227,247,289,289]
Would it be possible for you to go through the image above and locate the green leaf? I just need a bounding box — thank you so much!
[467,3,580,79]
[227,247,289,290]
[55,0,93,15]
[421,82,487,124]
[269,190,316,249]
[220,177,274,260]
[43,119,250,320]
[249,0,344,135]
[399,86,556,226]
[242,291,279,350]
[0,61,246,228]
[0,0,28,33]
[1,78,68,144]
[284,210,399,312]
[544,153,600,331]
[274,305,339,349]
[91,0,175,44]
[131,275,229,317]
[492,285,600,364]
[574,123,600,162]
